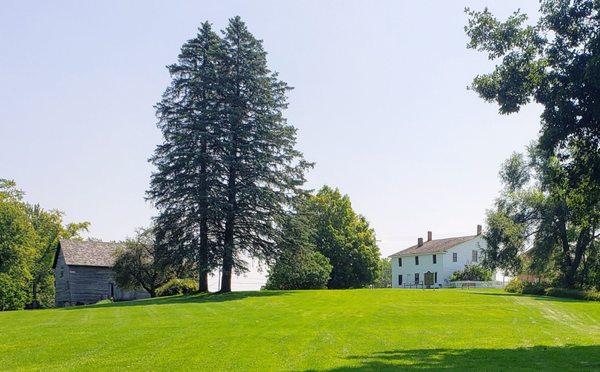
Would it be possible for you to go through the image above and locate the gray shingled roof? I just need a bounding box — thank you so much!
[57,239,123,267]
[389,235,477,257]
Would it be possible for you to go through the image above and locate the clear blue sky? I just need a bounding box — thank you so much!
[1,1,542,256]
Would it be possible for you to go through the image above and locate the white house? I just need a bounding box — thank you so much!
[389,225,509,288]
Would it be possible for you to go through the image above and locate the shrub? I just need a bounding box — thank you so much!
[521,281,547,295]
[544,288,600,301]
[156,278,198,297]
[505,278,523,293]
[265,250,332,290]
[449,264,492,281]
[0,274,29,311]
[95,298,114,305]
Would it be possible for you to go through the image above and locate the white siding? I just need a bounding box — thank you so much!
[391,252,444,287]
[391,235,490,288]
[442,236,487,282]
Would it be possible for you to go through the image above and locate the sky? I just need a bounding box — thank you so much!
[0,0,543,257]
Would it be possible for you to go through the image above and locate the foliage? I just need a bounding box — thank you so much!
[544,287,600,302]
[148,18,311,293]
[521,281,548,296]
[308,186,381,289]
[1,289,599,370]
[0,179,88,310]
[449,264,492,282]
[265,207,331,290]
[373,258,392,288]
[156,278,198,297]
[148,22,224,292]
[482,150,599,289]
[0,273,29,311]
[466,2,600,290]
[504,278,524,293]
[113,228,175,297]
[504,278,548,295]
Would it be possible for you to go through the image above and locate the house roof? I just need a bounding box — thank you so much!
[389,235,477,257]
[53,239,123,268]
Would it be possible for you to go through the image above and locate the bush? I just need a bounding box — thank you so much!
[95,298,114,305]
[449,264,492,282]
[521,281,547,295]
[265,250,332,290]
[505,278,523,293]
[0,274,29,311]
[544,288,600,301]
[156,278,198,297]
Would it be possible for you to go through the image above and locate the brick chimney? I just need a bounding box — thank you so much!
[418,237,423,247]
[427,231,432,242]
[477,224,482,235]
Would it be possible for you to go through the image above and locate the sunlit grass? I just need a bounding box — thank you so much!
[1,289,599,370]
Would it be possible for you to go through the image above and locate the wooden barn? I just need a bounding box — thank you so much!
[52,239,149,307]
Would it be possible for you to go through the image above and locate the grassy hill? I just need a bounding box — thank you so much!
[1,289,599,370]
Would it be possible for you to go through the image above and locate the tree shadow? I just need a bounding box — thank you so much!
[466,291,592,303]
[318,345,600,371]
[62,290,288,310]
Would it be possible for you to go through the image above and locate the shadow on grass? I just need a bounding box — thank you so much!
[467,290,592,303]
[318,345,600,371]
[63,290,288,310]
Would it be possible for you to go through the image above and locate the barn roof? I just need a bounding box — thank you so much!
[389,235,477,257]
[53,239,123,268]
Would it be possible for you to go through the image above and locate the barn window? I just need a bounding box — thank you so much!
[398,257,402,267]
[415,256,419,265]
[452,253,457,262]
[398,275,403,285]
[472,250,478,262]
[433,254,437,264]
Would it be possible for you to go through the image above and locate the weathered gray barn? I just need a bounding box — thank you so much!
[52,239,149,307]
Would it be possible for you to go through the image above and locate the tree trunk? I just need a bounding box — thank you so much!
[220,156,237,293]
[198,137,210,293]
[564,228,590,288]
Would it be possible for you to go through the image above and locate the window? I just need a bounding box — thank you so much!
[415,256,419,265]
[472,250,478,262]
[452,252,457,262]
[398,257,402,267]
[434,272,438,283]
[433,254,437,264]
[414,273,420,283]
[398,275,403,286]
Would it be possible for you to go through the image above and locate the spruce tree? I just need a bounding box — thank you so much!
[148,22,223,292]
[216,17,311,292]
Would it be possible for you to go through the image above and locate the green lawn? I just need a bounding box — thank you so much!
[1,289,599,371]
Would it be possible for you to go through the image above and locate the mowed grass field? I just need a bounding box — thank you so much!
[1,289,599,371]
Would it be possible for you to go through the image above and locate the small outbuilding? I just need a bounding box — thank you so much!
[52,239,149,307]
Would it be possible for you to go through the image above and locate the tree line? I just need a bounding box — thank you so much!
[0,180,88,310]
[466,0,600,290]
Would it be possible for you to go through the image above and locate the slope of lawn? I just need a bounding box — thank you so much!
[1,289,599,370]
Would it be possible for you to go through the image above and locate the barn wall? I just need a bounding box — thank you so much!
[54,249,71,307]
[66,266,149,305]
[68,266,115,305]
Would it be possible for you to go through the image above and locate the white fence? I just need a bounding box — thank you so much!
[448,280,506,289]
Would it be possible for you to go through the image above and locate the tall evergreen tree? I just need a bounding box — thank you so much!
[148,22,223,292]
[216,17,311,292]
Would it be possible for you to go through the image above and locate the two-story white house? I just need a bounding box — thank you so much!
[389,225,507,288]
